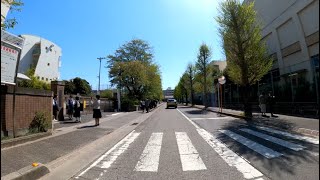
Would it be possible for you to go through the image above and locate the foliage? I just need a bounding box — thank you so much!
[29,111,50,133]
[1,0,24,29]
[186,63,195,105]
[100,89,114,99]
[216,0,273,117]
[63,77,92,95]
[107,39,162,101]
[195,44,212,107]
[18,68,50,90]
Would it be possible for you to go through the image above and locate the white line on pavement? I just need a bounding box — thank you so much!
[175,132,207,171]
[176,109,200,129]
[177,108,265,179]
[255,126,319,145]
[197,129,264,179]
[134,132,163,172]
[220,130,283,159]
[75,130,140,179]
[240,128,305,151]
[190,117,234,120]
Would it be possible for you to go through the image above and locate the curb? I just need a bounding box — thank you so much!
[193,105,319,138]
[2,163,50,180]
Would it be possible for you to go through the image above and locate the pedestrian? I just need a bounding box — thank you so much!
[91,95,102,126]
[259,92,267,117]
[74,96,81,122]
[267,91,277,117]
[140,100,145,112]
[67,95,75,120]
[145,98,150,113]
[53,94,59,120]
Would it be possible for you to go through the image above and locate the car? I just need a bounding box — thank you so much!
[166,98,177,108]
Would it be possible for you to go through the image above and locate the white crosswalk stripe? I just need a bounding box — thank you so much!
[134,132,163,172]
[175,132,207,171]
[240,128,306,151]
[255,126,319,144]
[219,130,283,159]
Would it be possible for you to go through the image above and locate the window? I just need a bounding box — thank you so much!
[37,76,40,79]
[311,54,319,69]
[47,63,50,66]
[41,77,44,80]
[46,78,48,81]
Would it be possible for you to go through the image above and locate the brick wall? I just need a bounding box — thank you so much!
[1,85,52,137]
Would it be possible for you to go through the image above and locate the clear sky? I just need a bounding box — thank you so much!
[6,0,226,90]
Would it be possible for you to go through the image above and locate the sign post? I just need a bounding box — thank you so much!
[1,30,24,137]
[218,76,226,114]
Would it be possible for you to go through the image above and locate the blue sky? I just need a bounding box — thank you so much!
[7,0,226,90]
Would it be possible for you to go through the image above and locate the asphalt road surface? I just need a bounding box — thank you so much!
[71,105,319,180]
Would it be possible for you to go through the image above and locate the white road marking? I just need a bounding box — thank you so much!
[255,126,319,145]
[176,109,200,129]
[134,133,163,172]
[220,130,283,159]
[177,108,265,179]
[112,113,122,116]
[197,129,264,179]
[240,128,306,151]
[75,130,140,179]
[175,132,207,171]
[190,117,234,120]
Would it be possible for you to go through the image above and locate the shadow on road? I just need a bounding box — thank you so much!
[215,119,319,178]
[77,125,97,129]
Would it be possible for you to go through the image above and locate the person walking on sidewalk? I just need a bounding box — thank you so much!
[267,91,277,117]
[74,96,81,122]
[259,92,268,117]
[91,95,102,126]
[53,94,59,121]
[145,98,150,113]
[67,95,75,120]
[140,100,145,113]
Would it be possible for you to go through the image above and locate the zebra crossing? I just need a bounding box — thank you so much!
[75,124,318,180]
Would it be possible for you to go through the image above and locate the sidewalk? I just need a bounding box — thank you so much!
[193,105,319,138]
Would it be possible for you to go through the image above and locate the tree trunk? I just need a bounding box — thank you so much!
[242,85,252,119]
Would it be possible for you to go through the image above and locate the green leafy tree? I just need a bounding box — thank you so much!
[107,39,162,101]
[195,44,212,107]
[18,68,50,90]
[63,80,75,95]
[100,89,114,99]
[72,77,92,95]
[216,0,273,118]
[1,0,24,29]
[186,63,195,105]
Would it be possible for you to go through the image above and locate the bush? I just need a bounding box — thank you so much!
[121,97,139,112]
[29,111,50,133]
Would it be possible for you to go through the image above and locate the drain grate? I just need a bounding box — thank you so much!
[131,123,138,125]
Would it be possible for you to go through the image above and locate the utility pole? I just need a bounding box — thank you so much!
[97,57,106,95]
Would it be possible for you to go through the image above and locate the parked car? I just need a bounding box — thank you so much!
[166,99,177,108]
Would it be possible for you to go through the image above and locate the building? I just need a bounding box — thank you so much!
[1,0,10,26]
[211,60,227,72]
[244,0,319,104]
[163,87,174,99]
[18,34,62,82]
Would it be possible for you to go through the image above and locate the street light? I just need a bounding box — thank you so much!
[97,57,106,95]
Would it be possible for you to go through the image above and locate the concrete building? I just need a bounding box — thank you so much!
[245,0,319,100]
[163,87,174,99]
[1,0,10,26]
[18,34,62,82]
[211,60,227,72]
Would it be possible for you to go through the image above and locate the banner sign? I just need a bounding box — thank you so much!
[1,30,24,85]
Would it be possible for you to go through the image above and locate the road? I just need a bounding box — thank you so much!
[52,105,319,180]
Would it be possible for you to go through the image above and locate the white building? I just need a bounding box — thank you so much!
[18,34,62,82]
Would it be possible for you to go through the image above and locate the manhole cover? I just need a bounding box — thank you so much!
[131,123,138,125]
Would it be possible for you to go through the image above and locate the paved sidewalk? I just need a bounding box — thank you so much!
[193,105,319,138]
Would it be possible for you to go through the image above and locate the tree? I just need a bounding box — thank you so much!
[195,44,211,107]
[107,39,162,101]
[63,77,92,95]
[18,68,50,90]
[186,63,195,105]
[1,0,24,29]
[216,0,273,118]
[100,89,114,99]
